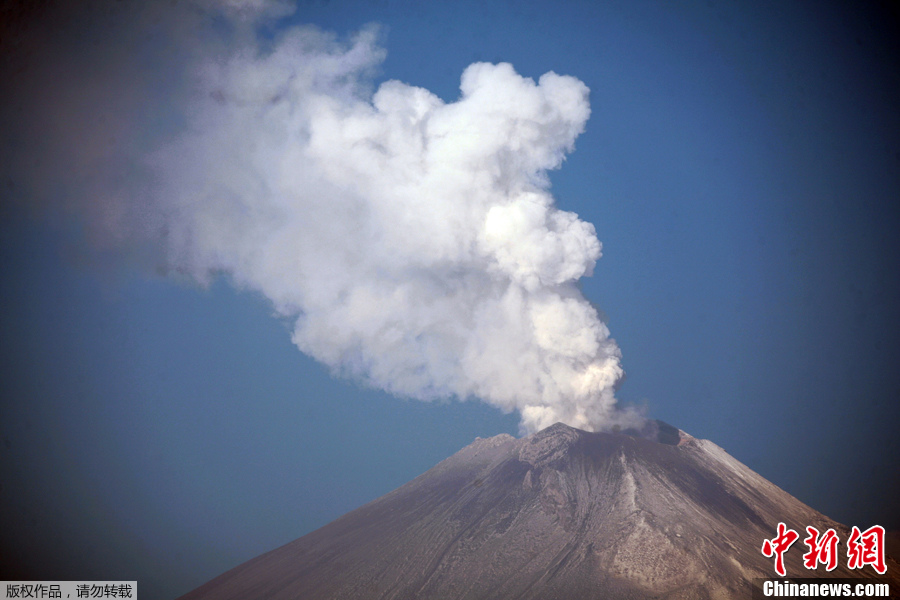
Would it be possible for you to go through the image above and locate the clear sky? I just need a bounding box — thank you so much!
[1,1,898,598]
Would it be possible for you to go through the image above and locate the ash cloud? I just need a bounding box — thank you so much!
[2,0,643,434]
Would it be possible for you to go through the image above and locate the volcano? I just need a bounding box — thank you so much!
[179,422,897,599]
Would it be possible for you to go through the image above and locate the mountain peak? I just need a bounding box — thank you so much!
[470,432,516,448]
[538,421,581,435]
[518,421,582,467]
[180,421,898,600]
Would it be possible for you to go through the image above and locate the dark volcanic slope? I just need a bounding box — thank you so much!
[180,423,898,600]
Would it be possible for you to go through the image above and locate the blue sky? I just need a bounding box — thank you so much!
[1,1,898,598]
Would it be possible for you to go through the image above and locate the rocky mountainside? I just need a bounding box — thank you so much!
[179,422,897,599]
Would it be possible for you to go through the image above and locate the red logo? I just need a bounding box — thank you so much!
[847,525,886,575]
[803,526,839,571]
[762,522,799,577]
[762,523,887,576]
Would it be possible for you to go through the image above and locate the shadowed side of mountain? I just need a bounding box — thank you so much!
[179,422,898,600]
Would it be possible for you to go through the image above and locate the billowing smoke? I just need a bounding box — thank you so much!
[2,1,643,434]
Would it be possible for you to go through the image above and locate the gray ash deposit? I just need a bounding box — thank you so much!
[180,422,898,599]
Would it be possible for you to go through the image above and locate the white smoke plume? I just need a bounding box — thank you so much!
[2,1,643,434]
